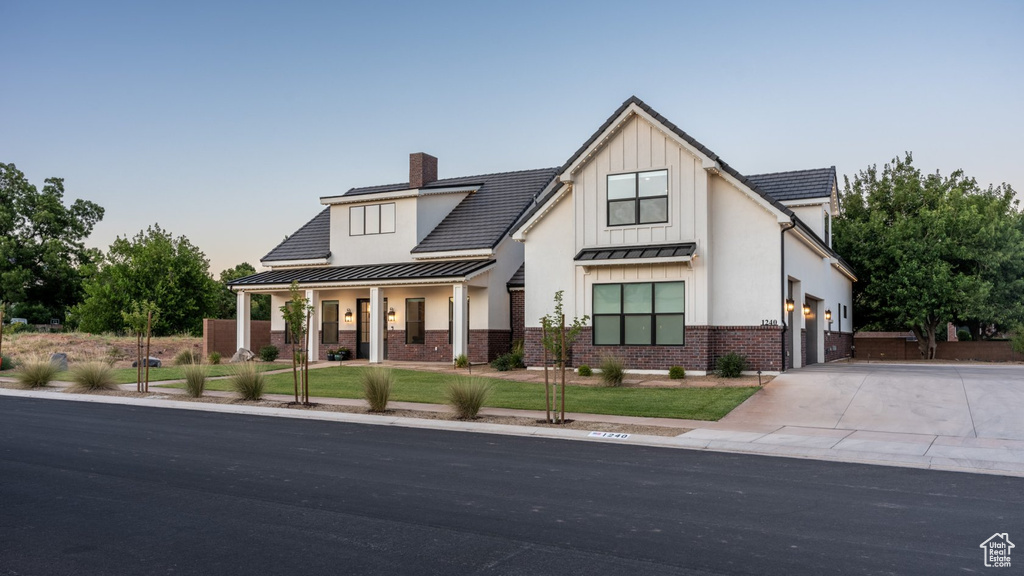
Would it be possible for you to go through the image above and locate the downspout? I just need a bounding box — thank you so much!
[780,219,796,372]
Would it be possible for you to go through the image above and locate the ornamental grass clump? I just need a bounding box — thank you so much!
[69,361,118,392]
[174,349,201,366]
[231,362,265,401]
[599,355,625,387]
[362,367,394,413]
[208,351,221,365]
[445,376,492,419]
[182,362,209,398]
[15,356,61,389]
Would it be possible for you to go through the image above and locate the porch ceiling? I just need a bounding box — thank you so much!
[229,259,495,288]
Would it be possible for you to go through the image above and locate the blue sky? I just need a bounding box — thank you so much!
[2,1,1021,274]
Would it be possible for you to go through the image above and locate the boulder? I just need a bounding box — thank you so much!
[131,357,162,368]
[231,348,255,363]
[49,353,68,371]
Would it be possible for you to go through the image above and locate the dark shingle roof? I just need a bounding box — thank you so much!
[507,264,525,288]
[747,167,836,203]
[574,243,696,262]
[261,208,331,262]
[230,259,495,287]
[410,168,558,253]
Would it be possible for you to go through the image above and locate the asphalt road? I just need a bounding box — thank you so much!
[1,397,1021,576]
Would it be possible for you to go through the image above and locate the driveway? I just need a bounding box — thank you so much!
[721,363,1024,440]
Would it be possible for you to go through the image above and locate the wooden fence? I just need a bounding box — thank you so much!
[853,337,1022,362]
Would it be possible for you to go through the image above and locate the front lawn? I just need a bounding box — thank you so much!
[110,363,279,384]
[166,366,757,421]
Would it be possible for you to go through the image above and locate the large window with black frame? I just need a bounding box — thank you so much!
[406,298,425,345]
[592,282,685,345]
[607,169,668,226]
[321,301,339,344]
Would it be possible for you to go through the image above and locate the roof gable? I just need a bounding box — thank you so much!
[261,208,331,263]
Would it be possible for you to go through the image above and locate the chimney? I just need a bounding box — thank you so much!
[409,152,438,189]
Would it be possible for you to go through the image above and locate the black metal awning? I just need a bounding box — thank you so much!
[229,259,495,287]
[574,243,696,262]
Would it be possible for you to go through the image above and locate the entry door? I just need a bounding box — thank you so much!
[356,298,387,360]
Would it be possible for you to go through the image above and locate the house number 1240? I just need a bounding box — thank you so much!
[760,319,779,326]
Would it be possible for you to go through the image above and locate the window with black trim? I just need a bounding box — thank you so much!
[607,169,668,226]
[322,301,339,344]
[349,203,396,236]
[406,298,425,345]
[592,282,685,346]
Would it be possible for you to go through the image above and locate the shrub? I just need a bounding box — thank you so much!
[956,329,972,342]
[668,366,686,380]
[174,349,201,366]
[362,367,394,412]
[231,362,265,401]
[69,361,117,391]
[1013,329,1024,355]
[445,376,491,419]
[716,352,747,378]
[11,323,37,334]
[182,362,208,398]
[15,357,61,389]
[0,355,14,371]
[490,351,524,372]
[577,365,592,377]
[599,355,625,387]
[258,345,279,362]
[454,354,469,368]
[208,351,221,365]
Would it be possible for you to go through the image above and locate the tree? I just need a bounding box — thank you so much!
[280,281,313,404]
[539,290,588,424]
[72,225,219,335]
[834,153,1023,358]
[0,163,104,322]
[215,262,270,321]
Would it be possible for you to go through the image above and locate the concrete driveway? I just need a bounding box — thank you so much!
[721,363,1024,440]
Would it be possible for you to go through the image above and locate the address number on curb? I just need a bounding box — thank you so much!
[588,431,630,439]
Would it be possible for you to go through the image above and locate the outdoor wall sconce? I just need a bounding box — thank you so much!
[785,299,795,312]
[825,309,832,322]
[802,303,811,316]
[344,309,353,323]
[387,307,396,323]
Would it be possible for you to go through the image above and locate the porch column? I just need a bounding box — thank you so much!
[369,287,384,363]
[305,289,320,362]
[452,283,469,361]
[236,290,251,352]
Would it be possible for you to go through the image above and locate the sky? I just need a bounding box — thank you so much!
[2,1,1022,275]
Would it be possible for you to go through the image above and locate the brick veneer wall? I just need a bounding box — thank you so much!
[510,291,525,345]
[801,329,808,365]
[853,337,1023,362]
[524,325,783,372]
[825,332,853,362]
[202,319,271,358]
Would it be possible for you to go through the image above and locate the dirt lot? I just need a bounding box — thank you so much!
[0,332,201,367]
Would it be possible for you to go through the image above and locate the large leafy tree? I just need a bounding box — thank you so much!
[834,153,1022,358]
[0,163,104,322]
[214,262,270,321]
[72,225,219,335]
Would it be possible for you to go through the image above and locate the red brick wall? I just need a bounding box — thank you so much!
[510,290,525,345]
[524,325,783,372]
[825,332,853,362]
[385,330,451,362]
[469,329,511,363]
[202,319,271,358]
[854,337,1022,361]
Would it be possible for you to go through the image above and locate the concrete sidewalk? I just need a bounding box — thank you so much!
[2,379,1022,477]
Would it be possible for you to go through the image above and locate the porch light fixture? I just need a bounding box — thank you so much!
[344,309,353,323]
[825,309,832,322]
[802,303,811,316]
[785,298,795,312]
[387,307,396,323]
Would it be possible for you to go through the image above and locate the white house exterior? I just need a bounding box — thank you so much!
[511,97,855,373]
[232,96,855,372]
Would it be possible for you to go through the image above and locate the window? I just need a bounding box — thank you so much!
[843,305,847,319]
[592,282,684,346]
[607,169,668,226]
[406,298,425,345]
[349,203,396,236]
[448,296,469,344]
[322,301,339,344]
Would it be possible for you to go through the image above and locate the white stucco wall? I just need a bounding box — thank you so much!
[328,197,418,265]
[788,204,830,245]
[784,233,854,335]
[523,191,577,326]
[709,176,782,326]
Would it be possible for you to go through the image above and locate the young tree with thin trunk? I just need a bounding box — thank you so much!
[539,290,588,424]
[280,282,313,405]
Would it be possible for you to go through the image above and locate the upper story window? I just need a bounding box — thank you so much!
[607,169,668,227]
[350,203,396,236]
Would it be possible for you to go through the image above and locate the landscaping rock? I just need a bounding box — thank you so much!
[49,353,68,371]
[231,348,255,362]
[131,357,162,368]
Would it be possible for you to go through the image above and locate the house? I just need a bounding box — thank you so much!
[231,96,855,373]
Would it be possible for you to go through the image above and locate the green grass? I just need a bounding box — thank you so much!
[166,367,756,420]
[111,363,278,384]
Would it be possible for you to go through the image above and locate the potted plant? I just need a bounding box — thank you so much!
[338,347,351,361]
[326,349,337,361]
